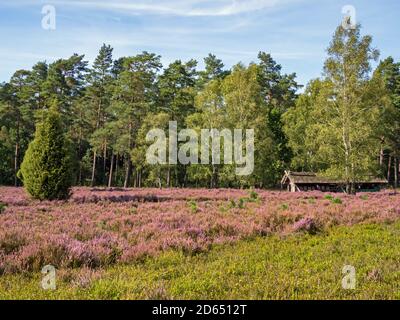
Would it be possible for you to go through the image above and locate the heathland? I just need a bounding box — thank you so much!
[1,187,399,299]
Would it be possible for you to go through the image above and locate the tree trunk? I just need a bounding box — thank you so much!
[77,136,82,185]
[103,140,107,184]
[14,119,20,187]
[387,155,392,183]
[91,149,97,187]
[93,98,102,187]
[350,182,356,195]
[211,165,219,189]
[108,153,114,188]
[124,120,133,189]
[124,158,132,188]
[343,132,350,195]
[115,154,119,185]
[77,115,83,185]
[345,180,351,195]
[167,167,171,187]
[158,170,162,189]
[183,170,187,188]
[14,142,19,187]
[394,157,398,189]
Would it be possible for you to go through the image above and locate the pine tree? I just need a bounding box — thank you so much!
[109,52,162,188]
[18,107,75,200]
[373,57,400,187]
[86,44,114,186]
[0,71,34,186]
[197,54,228,88]
[257,52,299,175]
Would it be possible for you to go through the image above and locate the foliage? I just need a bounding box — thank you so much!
[0,23,399,190]
[0,44,298,189]
[0,202,6,214]
[331,197,343,205]
[284,25,386,193]
[372,57,400,186]
[18,107,74,200]
[187,199,199,213]
[248,189,259,202]
[283,79,326,172]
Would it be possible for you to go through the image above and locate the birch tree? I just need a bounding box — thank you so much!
[312,24,382,194]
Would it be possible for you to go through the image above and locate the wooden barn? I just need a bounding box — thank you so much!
[281,171,388,193]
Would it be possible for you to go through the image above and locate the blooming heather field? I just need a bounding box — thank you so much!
[1,187,400,276]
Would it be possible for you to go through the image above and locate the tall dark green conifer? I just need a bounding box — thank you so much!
[18,107,74,200]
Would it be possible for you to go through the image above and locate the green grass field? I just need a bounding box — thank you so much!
[1,222,399,300]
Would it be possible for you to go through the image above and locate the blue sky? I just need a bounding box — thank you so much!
[0,0,399,87]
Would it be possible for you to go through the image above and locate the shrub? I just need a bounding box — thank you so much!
[281,203,289,210]
[228,198,246,209]
[324,194,334,200]
[238,198,246,209]
[187,200,199,213]
[307,197,316,204]
[331,197,343,204]
[0,202,7,214]
[130,207,138,215]
[18,107,75,200]
[248,189,259,202]
[228,199,237,209]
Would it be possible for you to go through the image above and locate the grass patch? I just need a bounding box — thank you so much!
[324,194,342,204]
[187,199,199,213]
[331,197,343,204]
[307,197,316,204]
[247,189,260,203]
[1,222,399,300]
[0,202,7,214]
[280,203,289,210]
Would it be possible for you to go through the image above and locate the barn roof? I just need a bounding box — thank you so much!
[281,171,388,185]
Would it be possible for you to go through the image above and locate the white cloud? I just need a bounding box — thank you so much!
[11,0,292,17]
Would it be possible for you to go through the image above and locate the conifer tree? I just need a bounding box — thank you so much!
[18,107,74,200]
